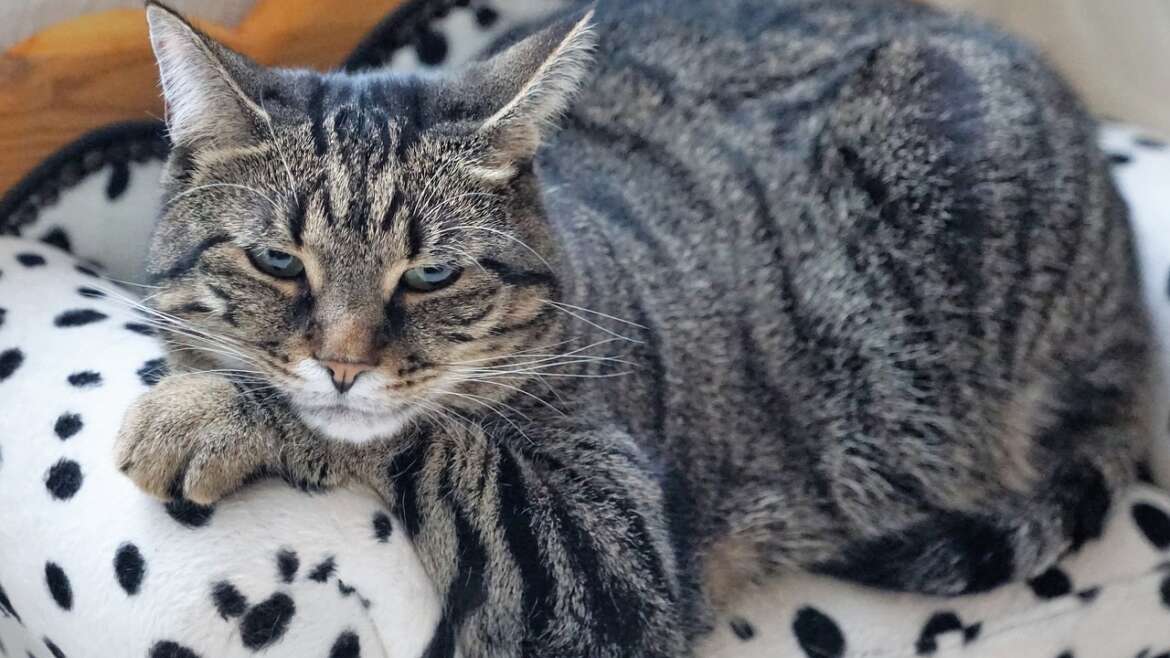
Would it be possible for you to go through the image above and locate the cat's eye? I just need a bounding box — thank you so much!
[402,264,461,292]
[248,248,304,279]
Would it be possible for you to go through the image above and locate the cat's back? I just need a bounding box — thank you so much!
[579,0,939,91]
[535,0,1048,250]
[547,0,952,138]
[539,0,1147,552]
[542,0,1117,363]
[540,0,1110,371]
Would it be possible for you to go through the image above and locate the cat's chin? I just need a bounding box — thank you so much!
[296,404,412,444]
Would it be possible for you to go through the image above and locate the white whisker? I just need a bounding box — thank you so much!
[458,368,633,380]
[444,338,622,366]
[541,299,647,330]
[456,377,566,417]
[97,290,278,370]
[541,302,643,344]
[167,183,282,215]
[439,390,534,445]
[95,277,163,290]
[433,224,554,275]
[457,353,636,371]
[258,95,298,208]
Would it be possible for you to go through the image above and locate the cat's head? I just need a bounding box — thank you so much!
[142,2,596,442]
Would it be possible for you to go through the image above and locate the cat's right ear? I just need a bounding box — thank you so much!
[468,7,598,181]
[145,1,268,149]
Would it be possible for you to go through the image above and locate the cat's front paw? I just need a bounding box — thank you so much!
[115,373,266,505]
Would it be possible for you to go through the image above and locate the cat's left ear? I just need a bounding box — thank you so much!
[470,8,597,179]
[145,1,271,150]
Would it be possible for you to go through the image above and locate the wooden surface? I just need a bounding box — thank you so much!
[0,0,402,195]
[1,1,1166,195]
[1,1,255,49]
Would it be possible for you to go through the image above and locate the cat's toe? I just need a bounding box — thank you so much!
[181,477,227,507]
[117,431,191,501]
[115,390,206,500]
[181,447,255,505]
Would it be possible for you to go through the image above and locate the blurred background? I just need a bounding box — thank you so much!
[931,0,1170,138]
[4,0,1168,136]
[0,1,254,45]
[1,0,1167,194]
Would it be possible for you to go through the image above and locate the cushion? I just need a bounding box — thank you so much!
[0,244,439,657]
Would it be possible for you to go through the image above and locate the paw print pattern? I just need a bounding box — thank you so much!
[202,551,378,654]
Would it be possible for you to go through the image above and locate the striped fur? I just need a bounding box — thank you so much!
[117,1,1157,655]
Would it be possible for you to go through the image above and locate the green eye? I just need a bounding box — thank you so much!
[402,264,461,292]
[248,248,304,279]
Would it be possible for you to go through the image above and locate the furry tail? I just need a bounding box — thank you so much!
[810,460,1115,595]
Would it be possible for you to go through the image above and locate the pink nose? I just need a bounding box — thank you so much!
[321,361,374,394]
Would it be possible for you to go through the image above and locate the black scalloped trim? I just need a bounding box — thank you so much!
[344,0,458,71]
[0,120,169,235]
[0,0,456,235]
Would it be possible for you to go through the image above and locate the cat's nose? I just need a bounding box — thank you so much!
[321,361,374,394]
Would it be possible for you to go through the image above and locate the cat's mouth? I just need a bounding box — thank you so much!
[298,400,381,415]
[280,359,419,443]
[293,399,415,444]
[299,402,377,417]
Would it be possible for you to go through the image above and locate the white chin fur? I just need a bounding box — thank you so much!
[298,406,412,444]
[289,359,414,443]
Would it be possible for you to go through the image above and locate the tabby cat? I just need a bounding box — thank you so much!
[117,0,1156,655]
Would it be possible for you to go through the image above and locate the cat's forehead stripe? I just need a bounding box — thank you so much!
[373,109,393,170]
[301,75,426,167]
[406,199,422,258]
[391,78,425,160]
[307,79,328,157]
[288,188,309,247]
[382,189,405,236]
